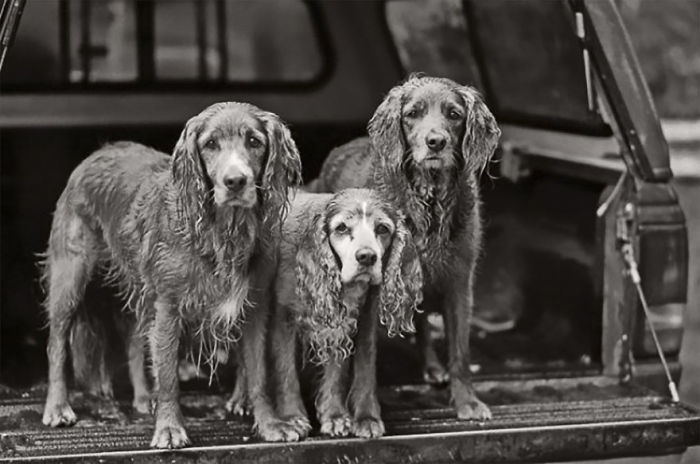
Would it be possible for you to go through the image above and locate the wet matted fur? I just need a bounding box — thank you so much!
[230,188,422,440]
[311,75,501,420]
[40,102,303,448]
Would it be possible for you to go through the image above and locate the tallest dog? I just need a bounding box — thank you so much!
[41,102,302,447]
[313,75,501,420]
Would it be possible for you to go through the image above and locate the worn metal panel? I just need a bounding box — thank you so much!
[577,0,671,181]
[1,380,698,463]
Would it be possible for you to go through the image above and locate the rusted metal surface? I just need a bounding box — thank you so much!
[1,378,698,463]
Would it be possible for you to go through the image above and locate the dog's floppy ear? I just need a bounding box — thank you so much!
[295,210,357,364]
[456,86,501,175]
[258,112,303,233]
[368,84,407,175]
[379,213,423,337]
[172,114,211,236]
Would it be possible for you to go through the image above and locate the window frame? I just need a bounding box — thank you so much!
[2,0,334,93]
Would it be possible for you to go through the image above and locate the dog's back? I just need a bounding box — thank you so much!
[309,137,373,193]
[57,142,169,227]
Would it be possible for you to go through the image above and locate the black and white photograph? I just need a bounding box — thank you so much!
[0,0,699,462]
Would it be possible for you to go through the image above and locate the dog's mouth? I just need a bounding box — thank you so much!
[214,187,257,208]
[352,272,372,283]
[412,151,455,170]
[421,157,446,171]
[342,267,382,285]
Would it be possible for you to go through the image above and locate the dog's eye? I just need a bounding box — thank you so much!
[448,110,462,120]
[405,108,418,119]
[248,136,262,148]
[335,223,349,234]
[204,139,218,150]
[375,224,391,235]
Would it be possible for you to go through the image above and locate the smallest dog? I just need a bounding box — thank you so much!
[268,188,422,439]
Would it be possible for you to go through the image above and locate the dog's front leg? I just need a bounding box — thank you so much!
[317,357,352,437]
[271,304,310,437]
[149,298,189,449]
[444,278,491,421]
[242,279,303,442]
[226,349,250,416]
[416,302,450,385]
[349,290,385,438]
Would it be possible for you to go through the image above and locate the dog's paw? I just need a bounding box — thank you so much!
[423,364,450,385]
[286,415,312,438]
[150,424,190,449]
[456,398,492,421]
[225,395,251,417]
[87,381,115,400]
[352,417,385,439]
[319,414,353,437]
[257,419,304,442]
[132,395,152,415]
[42,402,77,427]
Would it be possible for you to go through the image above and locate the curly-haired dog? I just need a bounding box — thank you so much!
[274,189,422,439]
[312,76,501,420]
[41,102,302,448]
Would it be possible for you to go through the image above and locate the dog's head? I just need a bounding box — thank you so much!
[171,102,302,233]
[296,189,423,363]
[368,75,501,176]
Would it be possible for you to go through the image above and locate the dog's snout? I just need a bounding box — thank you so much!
[355,248,377,266]
[426,133,447,152]
[223,174,248,193]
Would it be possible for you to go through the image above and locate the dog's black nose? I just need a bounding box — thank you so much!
[223,175,247,192]
[355,249,377,266]
[426,134,447,152]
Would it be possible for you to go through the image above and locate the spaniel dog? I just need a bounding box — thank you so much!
[312,75,501,420]
[230,189,422,439]
[40,102,302,448]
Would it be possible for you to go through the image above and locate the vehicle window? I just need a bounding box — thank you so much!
[154,0,323,82]
[467,0,610,134]
[223,1,322,82]
[68,0,138,83]
[154,1,201,80]
[1,0,323,89]
[385,0,483,90]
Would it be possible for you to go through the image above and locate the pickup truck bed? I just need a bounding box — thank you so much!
[1,377,697,463]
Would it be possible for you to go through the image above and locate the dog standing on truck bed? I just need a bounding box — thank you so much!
[312,75,501,420]
[270,189,422,439]
[40,102,302,448]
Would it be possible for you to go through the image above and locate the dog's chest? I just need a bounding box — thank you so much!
[415,233,456,285]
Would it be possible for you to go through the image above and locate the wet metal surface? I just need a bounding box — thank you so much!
[0,377,698,463]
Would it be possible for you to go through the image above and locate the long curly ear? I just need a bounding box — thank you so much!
[171,115,212,237]
[258,112,303,234]
[456,86,501,175]
[295,211,356,364]
[368,84,407,177]
[379,214,423,337]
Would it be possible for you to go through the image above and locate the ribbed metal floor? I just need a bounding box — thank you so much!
[1,377,698,463]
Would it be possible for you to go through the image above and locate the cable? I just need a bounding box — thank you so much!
[620,242,680,402]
